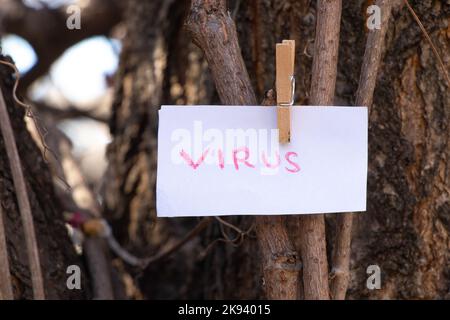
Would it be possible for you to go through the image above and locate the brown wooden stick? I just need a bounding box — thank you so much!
[255,216,300,299]
[142,217,213,267]
[330,0,394,300]
[0,87,45,300]
[185,0,256,106]
[297,0,342,300]
[0,204,14,300]
[309,0,342,106]
[83,238,114,300]
[186,0,300,299]
[356,0,395,110]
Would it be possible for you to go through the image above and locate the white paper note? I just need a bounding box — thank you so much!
[157,105,368,217]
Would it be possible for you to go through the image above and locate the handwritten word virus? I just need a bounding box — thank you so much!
[170,121,301,175]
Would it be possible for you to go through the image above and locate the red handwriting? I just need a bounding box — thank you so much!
[233,147,255,170]
[261,151,281,169]
[285,152,301,173]
[180,148,210,169]
[179,148,300,173]
[218,148,225,169]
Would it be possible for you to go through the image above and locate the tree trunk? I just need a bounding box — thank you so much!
[0,57,86,299]
[343,0,449,299]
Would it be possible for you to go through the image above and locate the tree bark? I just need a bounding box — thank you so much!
[186,0,256,106]
[330,0,394,300]
[104,0,175,246]
[0,83,44,299]
[343,0,449,299]
[296,0,343,300]
[105,0,215,299]
[0,57,86,299]
[255,217,301,299]
[0,204,13,299]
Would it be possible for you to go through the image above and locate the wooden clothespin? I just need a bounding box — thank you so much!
[276,40,295,144]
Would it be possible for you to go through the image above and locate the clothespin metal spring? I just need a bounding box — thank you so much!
[278,76,296,107]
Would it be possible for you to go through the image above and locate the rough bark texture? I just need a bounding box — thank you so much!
[104,0,173,247]
[0,203,13,299]
[0,57,86,299]
[297,0,343,300]
[331,0,395,300]
[345,1,450,299]
[255,216,301,299]
[0,83,44,299]
[186,0,257,105]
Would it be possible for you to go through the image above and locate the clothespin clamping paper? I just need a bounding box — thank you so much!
[276,40,295,144]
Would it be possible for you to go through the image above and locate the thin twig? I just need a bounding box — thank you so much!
[0,85,45,299]
[216,217,255,247]
[200,219,255,259]
[330,0,394,300]
[0,60,70,191]
[34,101,109,124]
[142,217,213,267]
[215,216,245,236]
[404,0,450,88]
[94,218,213,268]
[0,204,14,300]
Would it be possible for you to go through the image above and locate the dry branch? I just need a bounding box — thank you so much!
[0,86,44,299]
[256,216,300,299]
[0,204,13,300]
[330,0,394,300]
[34,101,109,124]
[185,0,256,105]
[297,0,343,300]
[186,0,299,299]
[142,217,213,267]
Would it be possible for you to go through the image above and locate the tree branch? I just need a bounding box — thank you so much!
[330,0,394,300]
[0,204,13,300]
[256,216,301,299]
[297,0,343,300]
[186,0,299,299]
[142,217,213,267]
[185,0,256,105]
[33,100,109,124]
